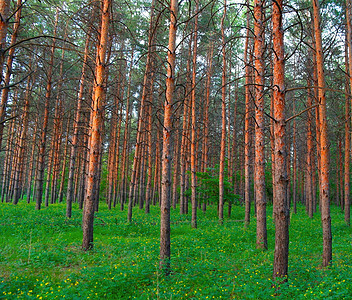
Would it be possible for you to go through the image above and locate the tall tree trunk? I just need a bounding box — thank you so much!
[190,0,199,228]
[160,0,177,274]
[312,0,332,267]
[244,0,251,226]
[272,0,289,280]
[219,0,227,224]
[254,0,267,249]
[345,0,352,226]
[82,0,110,251]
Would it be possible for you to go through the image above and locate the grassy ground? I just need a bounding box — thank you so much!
[0,201,351,299]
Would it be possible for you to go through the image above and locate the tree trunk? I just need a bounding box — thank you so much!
[272,0,289,280]
[345,0,352,226]
[312,0,332,267]
[254,0,267,249]
[219,0,227,224]
[244,0,251,226]
[82,0,110,251]
[160,0,177,274]
[191,0,199,228]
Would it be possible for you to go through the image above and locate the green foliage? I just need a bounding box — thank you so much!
[193,171,240,205]
[1,202,352,299]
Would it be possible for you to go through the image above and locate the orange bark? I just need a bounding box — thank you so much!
[254,0,267,249]
[82,0,110,250]
[312,0,332,267]
[272,0,289,279]
[160,0,177,273]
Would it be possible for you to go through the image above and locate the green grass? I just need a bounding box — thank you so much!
[0,201,351,299]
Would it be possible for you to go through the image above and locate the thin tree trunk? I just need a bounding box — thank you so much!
[292,103,297,214]
[219,0,227,224]
[244,0,251,226]
[306,82,314,218]
[58,119,70,203]
[190,0,199,228]
[345,0,352,225]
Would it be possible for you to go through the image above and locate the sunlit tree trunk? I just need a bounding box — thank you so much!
[82,0,110,250]
[272,0,289,280]
[312,0,332,267]
[254,0,267,249]
[160,0,177,274]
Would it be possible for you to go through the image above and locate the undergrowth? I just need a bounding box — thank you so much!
[0,201,351,299]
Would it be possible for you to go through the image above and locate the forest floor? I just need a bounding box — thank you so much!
[0,201,351,299]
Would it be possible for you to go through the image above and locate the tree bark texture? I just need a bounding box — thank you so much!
[160,0,177,274]
[272,0,290,280]
[82,0,110,251]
